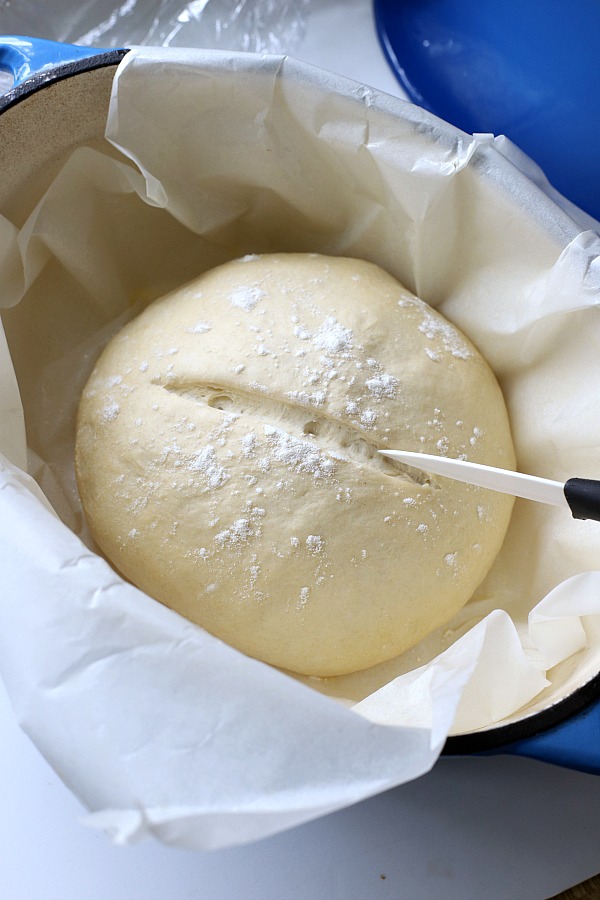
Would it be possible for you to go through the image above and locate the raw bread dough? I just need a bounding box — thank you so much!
[75,253,515,676]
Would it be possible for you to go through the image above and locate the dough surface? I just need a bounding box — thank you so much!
[75,253,515,676]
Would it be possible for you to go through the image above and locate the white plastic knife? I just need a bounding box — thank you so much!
[378,450,600,522]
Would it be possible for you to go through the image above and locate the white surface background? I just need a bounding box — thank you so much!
[2,3,600,898]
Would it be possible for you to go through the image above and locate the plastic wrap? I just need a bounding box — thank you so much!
[0,0,313,52]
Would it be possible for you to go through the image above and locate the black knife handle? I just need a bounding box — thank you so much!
[564,478,600,522]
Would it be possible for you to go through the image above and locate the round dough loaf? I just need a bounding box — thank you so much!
[75,253,515,676]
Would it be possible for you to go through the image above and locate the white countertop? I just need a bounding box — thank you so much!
[2,4,600,898]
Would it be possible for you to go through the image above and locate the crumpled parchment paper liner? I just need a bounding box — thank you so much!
[1,47,600,850]
[0,452,453,849]
[354,610,550,736]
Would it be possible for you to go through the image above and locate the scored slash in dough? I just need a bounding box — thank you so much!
[75,253,515,677]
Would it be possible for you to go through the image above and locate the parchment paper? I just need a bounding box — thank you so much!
[0,47,600,850]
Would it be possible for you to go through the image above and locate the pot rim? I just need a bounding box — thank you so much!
[1,39,599,766]
[0,41,128,114]
[445,667,600,757]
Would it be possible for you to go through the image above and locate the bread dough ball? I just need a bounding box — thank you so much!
[75,253,515,676]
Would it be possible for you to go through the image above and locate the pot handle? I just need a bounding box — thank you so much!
[0,35,112,89]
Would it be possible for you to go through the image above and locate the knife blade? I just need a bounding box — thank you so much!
[378,450,600,522]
